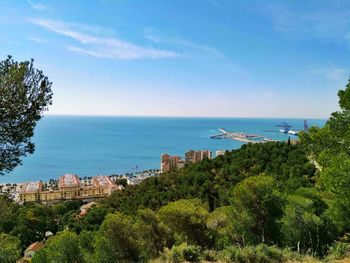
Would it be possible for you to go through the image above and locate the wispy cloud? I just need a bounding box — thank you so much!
[143,27,162,43]
[265,2,350,45]
[28,36,47,43]
[209,0,221,9]
[309,62,348,81]
[27,0,49,11]
[29,18,180,60]
[143,27,225,58]
[142,27,245,75]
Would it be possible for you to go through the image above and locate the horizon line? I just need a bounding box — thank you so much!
[44,113,328,120]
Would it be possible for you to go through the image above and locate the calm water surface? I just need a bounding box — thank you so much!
[0,116,326,183]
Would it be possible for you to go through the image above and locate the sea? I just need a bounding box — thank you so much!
[0,116,326,183]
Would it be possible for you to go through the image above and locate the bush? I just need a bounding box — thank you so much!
[219,244,295,263]
[162,243,201,263]
[325,242,349,261]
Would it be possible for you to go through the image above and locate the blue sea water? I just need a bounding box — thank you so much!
[0,116,326,183]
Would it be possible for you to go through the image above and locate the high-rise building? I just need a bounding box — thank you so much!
[185,150,212,164]
[161,154,184,173]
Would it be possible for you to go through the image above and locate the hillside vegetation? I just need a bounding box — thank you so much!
[1,80,350,262]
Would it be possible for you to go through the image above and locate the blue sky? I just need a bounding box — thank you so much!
[0,0,349,118]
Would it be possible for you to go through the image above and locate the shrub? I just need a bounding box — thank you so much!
[162,243,201,263]
[325,242,349,261]
[219,244,295,263]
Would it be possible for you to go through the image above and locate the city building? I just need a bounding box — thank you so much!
[59,174,81,199]
[19,174,121,203]
[161,150,212,173]
[216,150,226,157]
[161,154,184,173]
[185,150,212,164]
[177,159,185,169]
[19,181,43,202]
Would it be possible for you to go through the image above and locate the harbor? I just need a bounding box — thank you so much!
[210,121,309,143]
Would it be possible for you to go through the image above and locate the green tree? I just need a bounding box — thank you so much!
[135,209,170,259]
[0,233,21,263]
[93,212,140,263]
[206,206,237,249]
[32,231,83,263]
[79,230,95,263]
[11,204,55,249]
[230,175,284,245]
[338,79,350,110]
[158,199,212,248]
[0,56,53,175]
[300,79,350,167]
[319,153,350,234]
[0,195,17,233]
[282,193,325,255]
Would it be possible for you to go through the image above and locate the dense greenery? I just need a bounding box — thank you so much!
[0,56,53,175]
[1,79,350,262]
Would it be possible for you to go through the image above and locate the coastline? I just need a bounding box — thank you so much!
[0,117,327,184]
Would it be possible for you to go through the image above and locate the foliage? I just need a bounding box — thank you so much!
[158,199,212,247]
[102,142,314,214]
[230,175,284,245]
[219,244,300,263]
[93,212,141,262]
[0,233,21,263]
[325,242,349,261]
[32,231,84,263]
[161,243,202,263]
[135,209,171,259]
[300,79,350,238]
[0,56,53,175]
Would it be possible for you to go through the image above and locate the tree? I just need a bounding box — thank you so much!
[320,154,350,202]
[230,175,284,245]
[0,56,52,175]
[282,193,327,255]
[300,79,350,166]
[32,231,84,263]
[338,79,350,110]
[79,230,95,263]
[0,233,21,263]
[158,199,213,248]
[206,206,237,249]
[11,204,55,249]
[0,195,17,233]
[135,209,170,259]
[93,212,140,263]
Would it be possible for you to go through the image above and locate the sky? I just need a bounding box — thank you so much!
[0,0,349,118]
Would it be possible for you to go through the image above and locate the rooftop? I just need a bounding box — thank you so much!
[59,174,80,188]
[92,176,115,188]
[25,241,44,252]
[21,182,42,193]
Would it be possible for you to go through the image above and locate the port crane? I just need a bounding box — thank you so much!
[264,120,308,136]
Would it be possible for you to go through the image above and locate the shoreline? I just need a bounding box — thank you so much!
[0,169,160,197]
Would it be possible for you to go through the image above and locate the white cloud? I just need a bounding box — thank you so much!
[143,29,246,76]
[29,18,180,60]
[27,0,49,11]
[143,27,230,59]
[309,63,348,81]
[266,3,350,45]
[28,36,47,43]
